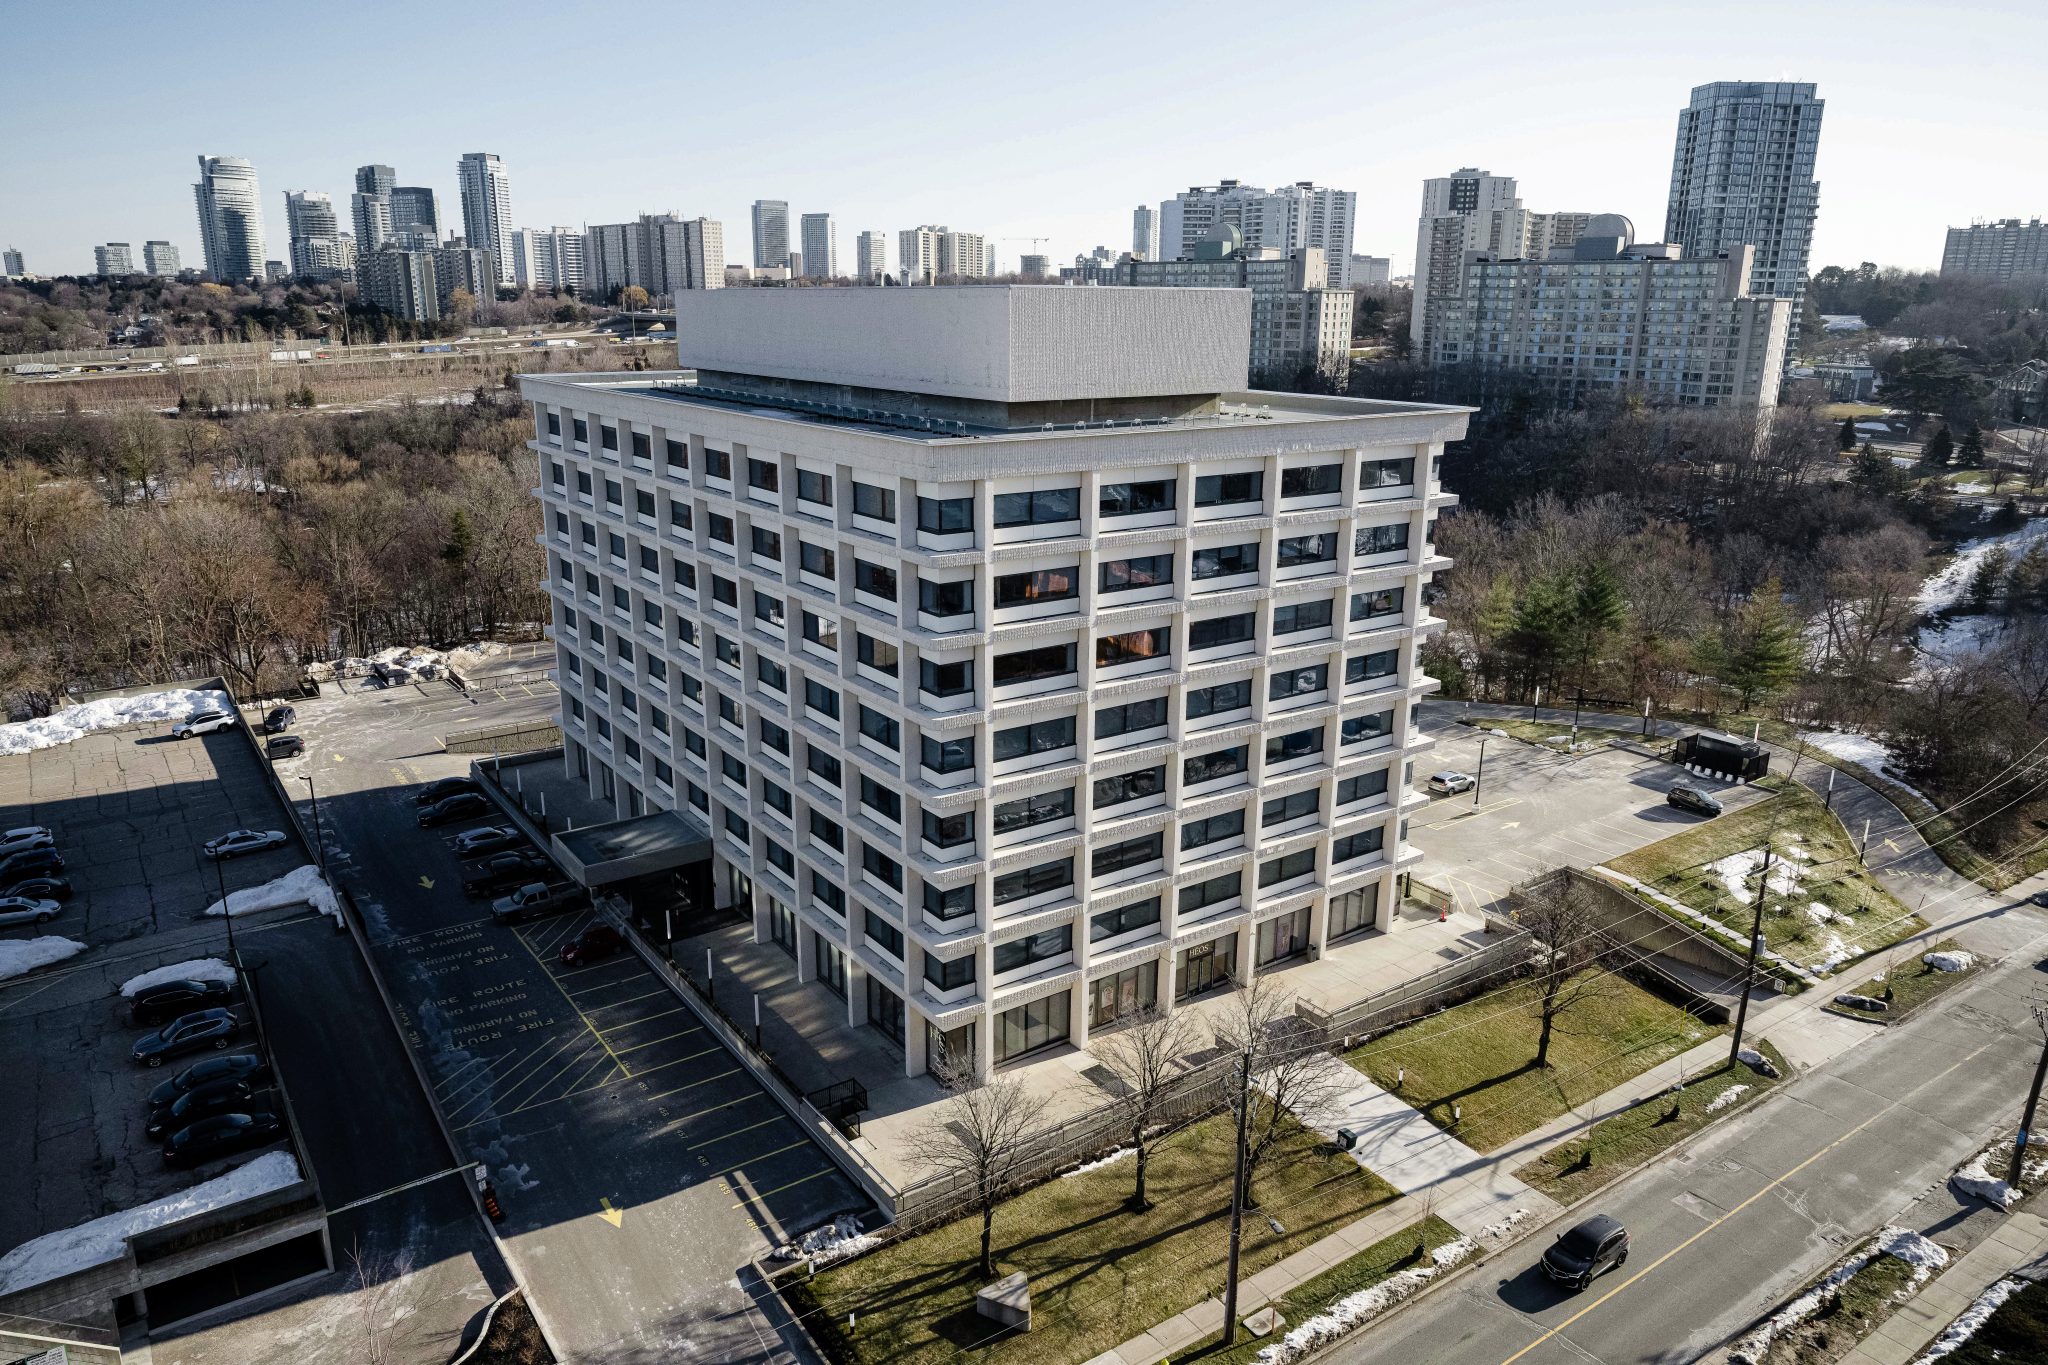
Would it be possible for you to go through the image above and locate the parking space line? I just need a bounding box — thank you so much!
[509,927,635,1079]
[555,956,640,980]
[455,1060,625,1129]
[701,1139,810,1178]
[686,1115,784,1152]
[597,1005,687,1033]
[610,1025,704,1054]
[582,987,671,1011]
[564,970,646,995]
[496,1035,607,1112]
[525,915,592,955]
[734,1166,840,1208]
[442,1032,590,1120]
[636,1067,743,1106]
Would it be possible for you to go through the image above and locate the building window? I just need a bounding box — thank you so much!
[923,952,976,992]
[809,808,844,851]
[853,559,898,599]
[992,787,1075,837]
[802,610,838,651]
[799,541,835,577]
[993,716,1076,762]
[1351,586,1405,622]
[1276,532,1339,569]
[856,633,900,677]
[1329,885,1378,938]
[804,679,840,718]
[1095,627,1169,669]
[708,513,734,546]
[1180,808,1245,851]
[546,412,561,438]
[812,873,846,918]
[1360,456,1416,489]
[1096,696,1168,739]
[1341,709,1395,745]
[916,496,973,533]
[1255,907,1311,965]
[1178,871,1241,916]
[1265,728,1325,765]
[993,924,1072,973]
[1090,897,1162,943]
[920,733,975,773]
[1338,768,1391,804]
[1280,463,1341,498]
[920,578,972,617]
[1099,554,1174,593]
[866,977,905,1046]
[1194,471,1261,508]
[1258,848,1317,889]
[993,858,1074,907]
[1091,832,1163,878]
[747,457,778,492]
[754,592,786,630]
[797,469,832,505]
[1355,522,1411,557]
[1188,613,1256,650]
[1183,745,1249,785]
[861,845,904,891]
[923,879,975,921]
[703,448,732,480]
[859,774,903,823]
[750,525,782,560]
[920,657,972,697]
[994,992,1070,1064]
[1333,827,1386,864]
[994,566,1078,608]
[1185,679,1252,720]
[992,487,1080,528]
[665,438,686,471]
[1269,664,1328,701]
[1192,543,1259,580]
[921,808,974,849]
[1099,479,1174,518]
[857,705,899,750]
[1262,788,1321,828]
[1346,649,1399,685]
[1176,934,1236,999]
[600,425,619,452]
[1273,600,1333,637]
[1092,766,1166,810]
[852,481,895,522]
[992,641,1076,687]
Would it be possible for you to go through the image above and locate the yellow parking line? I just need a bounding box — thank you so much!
[635,1068,742,1106]
[611,1027,704,1055]
[701,1139,809,1178]
[442,1032,588,1120]
[507,931,633,1080]
[686,1115,784,1152]
[583,987,671,1011]
[735,1166,840,1208]
[457,1060,625,1129]
[597,1005,686,1033]
[494,1035,607,1113]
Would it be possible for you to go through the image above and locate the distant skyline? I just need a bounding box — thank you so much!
[3,0,2045,281]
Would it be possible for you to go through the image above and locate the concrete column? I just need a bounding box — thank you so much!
[795,916,817,983]
[845,957,866,1029]
[1070,980,1092,1050]
[749,875,769,946]
[905,1008,927,1078]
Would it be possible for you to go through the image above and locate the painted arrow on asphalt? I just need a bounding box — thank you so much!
[418,875,435,889]
[599,1197,623,1228]
[1501,821,1520,828]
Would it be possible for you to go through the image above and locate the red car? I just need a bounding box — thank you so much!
[560,925,624,967]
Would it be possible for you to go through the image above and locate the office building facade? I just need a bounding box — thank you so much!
[1133,204,1159,260]
[1409,169,1596,355]
[1156,182,1356,287]
[752,201,790,270]
[800,214,838,279]
[357,248,439,322]
[1423,234,1789,409]
[586,215,725,299]
[193,154,267,282]
[143,241,180,276]
[94,243,136,276]
[1941,219,2048,284]
[519,286,1465,1078]
[1111,237,1353,388]
[285,191,348,281]
[855,231,888,281]
[456,153,514,287]
[1665,81,1823,354]
[899,226,987,281]
[391,186,441,244]
[1019,254,1050,279]
[1350,255,1390,287]
[2,248,22,277]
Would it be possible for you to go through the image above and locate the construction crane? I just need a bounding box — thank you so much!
[997,237,1051,276]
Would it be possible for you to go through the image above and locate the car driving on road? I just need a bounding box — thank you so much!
[132,1008,242,1066]
[1542,1214,1629,1290]
[0,896,60,928]
[171,710,237,739]
[202,829,288,860]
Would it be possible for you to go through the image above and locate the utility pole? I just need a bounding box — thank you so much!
[2009,1001,2048,1186]
[1726,840,1777,1069]
[1473,735,1488,807]
[1220,1051,1253,1347]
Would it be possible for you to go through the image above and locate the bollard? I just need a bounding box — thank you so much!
[754,992,763,1049]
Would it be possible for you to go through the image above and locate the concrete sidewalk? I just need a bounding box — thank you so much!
[1834,1209,2048,1365]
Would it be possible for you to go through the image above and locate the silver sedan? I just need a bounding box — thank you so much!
[0,896,62,928]
[201,829,288,860]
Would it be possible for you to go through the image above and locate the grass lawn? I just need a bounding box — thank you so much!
[1459,716,1612,751]
[1606,782,1924,973]
[1345,972,1721,1153]
[1166,1216,1464,1364]
[1751,1247,1927,1365]
[1517,1041,1786,1204]
[1824,940,1980,1024]
[1945,1272,2048,1365]
[792,1113,1398,1365]
[1822,402,1887,420]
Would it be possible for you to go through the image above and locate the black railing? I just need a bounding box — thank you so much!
[807,1078,869,1140]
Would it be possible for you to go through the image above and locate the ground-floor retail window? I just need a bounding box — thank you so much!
[723,863,753,914]
[1176,933,1237,1000]
[1256,908,1312,966]
[768,896,797,956]
[866,976,905,1046]
[995,991,1070,1064]
[815,931,847,998]
[926,1019,976,1077]
[1329,884,1379,940]
[1089,960,1159,1029]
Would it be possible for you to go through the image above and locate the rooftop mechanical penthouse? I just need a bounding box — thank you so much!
[519,286,1472,1080]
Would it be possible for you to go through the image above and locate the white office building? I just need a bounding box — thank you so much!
[586,215,725,299]
[1156,182,1356,287]
[1409,169,1597,356]
[1350,255,1390,286]
[899,225,987,281]
[855,230,888,281]
[457,152,515,287]
[1942,219,2048,284]
[143,241,180,277]
[193,154,267,282]
[94,243,136,276]
[518,286,1466,1077]
[752,201,791,270]
[801,214,838,279]
[1133,204,1159,260]
[1665,81,1823,354]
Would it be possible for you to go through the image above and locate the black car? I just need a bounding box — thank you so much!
[130,977,235,1027]
[162,1111,285,1168]
[265,733,305,759]
[146,1077,261,1139]
[132,1008,241,1067]
[415,776,483,807]
[1667,785,1724,817]
[463,848,555,897]
[262,706,297,733]
[0,874,70,901]
[1542,1214,1630,1290]
[0,847,63,881]
[452,825,525,858]
[147,1053,271,1107]
[419,791,491,827]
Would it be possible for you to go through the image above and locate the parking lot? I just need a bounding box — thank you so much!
[1409,702,1772,915]
[284,677,864,1362]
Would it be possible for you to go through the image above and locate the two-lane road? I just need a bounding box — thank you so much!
[1332,924,2048,1363]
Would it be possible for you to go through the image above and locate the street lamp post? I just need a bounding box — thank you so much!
[214,850,237,964]
[1473,735,1488,807]
[302,774,324,871]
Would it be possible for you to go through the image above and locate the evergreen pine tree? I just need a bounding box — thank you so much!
[1957,422,1986,468]
[1837,416,1858,451]
[1721,577,1803,710]
[442,509,474,567]
[1920,425,1954,467]
[1849,441,1896,494]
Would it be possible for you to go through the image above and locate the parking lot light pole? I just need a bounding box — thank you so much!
[301,775,324,871]
[1473,736,1488,807]
[214,852,237,964]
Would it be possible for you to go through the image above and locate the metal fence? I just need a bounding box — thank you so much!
[1296,915,1533,1039]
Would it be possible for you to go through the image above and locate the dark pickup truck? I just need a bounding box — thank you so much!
[463,848,557,898]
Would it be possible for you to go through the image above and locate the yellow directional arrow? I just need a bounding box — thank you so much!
[332,753,346,762]
[419,875,435,889]
[599,1197,623,1228]
[1501,821,1521,829]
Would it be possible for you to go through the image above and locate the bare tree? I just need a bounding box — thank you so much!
[342,1241,424,1365]
[1092,1005,1201,1211]
[1213,978,1346,1207]
[1518,878,1610,1069]
[906,1043,1036,1278]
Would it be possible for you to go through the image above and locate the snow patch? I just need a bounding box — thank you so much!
[204,864,340,924]
[0,687,234,757]
[1951,1151,2023,1209]
[1922,950,1975,973]
[0,1151,301,1295]
[1707,848,1806,904]
[1814,933,1855,974]
[1250,1238,1477,1363]
[1912,1277,2025,1363]
[1916,518,2048,614]
[307,640,517,685]
[772,1214,879,1268]
[1800,730,1935,804]
[1730,1226,1951,1365]
[1478,1208,1530,1239]
[120,958,235,998]
[0,936,86,981]
[1061,1147,1136,1179]
[1707,1085,1751,1113]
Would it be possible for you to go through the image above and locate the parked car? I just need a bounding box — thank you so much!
[1542,1214,1629,1290]
[491,881,580,926]
[202,829,288,860]
[171,710,236,739]
[560,924,624,967]
[132,1008,242,1066]
[1427,771,1476,796]
[0,847,63,881]
[463,849,554,897]
[0,828,54,858]
[130,977,235,1027]
[1666,785,1723,817]
[453,825,526,858]
[265,734,305,760]
[145,1078,261,1139]
[0,896,60,928]
[146,1053,271,1107]
[419,791,491,827]
[0,874,69,901]
[262,706,297,733]
[0,825,50,845]
[414,776,482,807]
[162,1112,285,1167]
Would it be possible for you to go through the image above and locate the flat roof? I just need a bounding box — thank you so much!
[554,809,712,887]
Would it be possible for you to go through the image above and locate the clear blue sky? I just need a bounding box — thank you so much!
[4,0,2044,280]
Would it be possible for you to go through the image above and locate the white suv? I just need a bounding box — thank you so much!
[171,711,236,739]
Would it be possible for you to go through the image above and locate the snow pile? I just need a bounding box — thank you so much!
[307,645,446,683]
[1922,950,1976,973]
[0,688,233,757]
[1807,904,1849,926]
[1800,730,1934,802]
[0,936,87,981]
[1912,1277,2025,1363]
[1478,1208,1530,1240]
[1707,1085,1751,1113]
[120,958,235,998]
[1730,1227,1948,1365]
[1250,1238,1477,1364]
[1061,1147,1135,1179]
[204,864,340,925]
[1737,1047,1782,1079]
[1951,1151,2021,1209]
[1708,848,1805,904]
[771,1214,878,1267]
[0,1151,301,1295]
[1917,518,2048,613]
[444,641,512,674]
[1814,933,1856,974]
